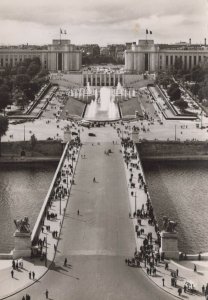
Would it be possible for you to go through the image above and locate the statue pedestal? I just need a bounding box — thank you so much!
[13,231,31,259]
[160,231,179,260]
[132,131,139,143]
[64,127,71,143]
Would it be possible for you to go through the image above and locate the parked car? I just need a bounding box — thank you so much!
[88,132,96,137]
[71,131,78,136]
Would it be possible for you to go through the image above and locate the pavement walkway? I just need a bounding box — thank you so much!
[0,135,80,299]
[118,125,208,299]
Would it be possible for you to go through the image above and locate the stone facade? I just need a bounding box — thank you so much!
[160,231,179,260]
[125,39,208,73]
[0,39,82,72]
[13,231,31,259]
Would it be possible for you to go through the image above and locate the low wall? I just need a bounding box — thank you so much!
[50,72,83,88]
[124,75,154,88]
[1,140,63,158]
[137,141,208,160]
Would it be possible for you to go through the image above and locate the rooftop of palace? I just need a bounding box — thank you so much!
[128,39,208,52]
[0,44,48,50]
[158,43,208,51]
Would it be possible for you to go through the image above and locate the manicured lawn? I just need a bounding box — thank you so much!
[60,97,86,119]
[119,97,143,118]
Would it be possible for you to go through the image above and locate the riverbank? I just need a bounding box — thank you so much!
[0,156,60,163]
[137,140,208,160]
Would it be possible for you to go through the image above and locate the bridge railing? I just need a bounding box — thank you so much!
[31,142,69,244]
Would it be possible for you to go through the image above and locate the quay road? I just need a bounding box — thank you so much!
[9,126,174,300]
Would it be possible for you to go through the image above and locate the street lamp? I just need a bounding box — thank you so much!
[201,109,203,129]
[71,155,74,170]
[134,192,137,215]
[45,234,48,267]
[59,194,62,215]
[66,169,69,188]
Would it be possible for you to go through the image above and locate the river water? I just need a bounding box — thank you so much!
[143,160,208,254]
[0,163,57,253]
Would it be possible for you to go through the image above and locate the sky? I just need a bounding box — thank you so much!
[0,0,207,46]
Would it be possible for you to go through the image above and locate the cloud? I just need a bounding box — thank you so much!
[0,0,207,44]
[0,0,206,26]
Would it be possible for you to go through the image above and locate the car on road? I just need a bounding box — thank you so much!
[71,131,78,136]
[88,133,96,137]
[78,120,92,128]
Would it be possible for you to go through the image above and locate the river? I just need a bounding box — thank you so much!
[143,160,208,254]
[0,163,57,253]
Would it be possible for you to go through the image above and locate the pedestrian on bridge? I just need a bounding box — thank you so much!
[64,258,67,266]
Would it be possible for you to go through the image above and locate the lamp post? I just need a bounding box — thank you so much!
[135,192,137,215]
[66,169,69,188]
[45,234,48,267]
[71,156,74,170]
[174,124,177,141]
[59,194,62,215]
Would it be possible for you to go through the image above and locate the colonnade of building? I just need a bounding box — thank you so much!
[83,72,125,86]
[159,51,207,71]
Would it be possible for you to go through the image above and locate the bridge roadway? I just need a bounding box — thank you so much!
[9,126,175,300]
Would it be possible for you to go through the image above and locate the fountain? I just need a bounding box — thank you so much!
[132,89,136,97]
[128,90,132,98]
[87,82,92,95]
[74,90,78,98]
[84,87,120,121]
[116,81,124,96]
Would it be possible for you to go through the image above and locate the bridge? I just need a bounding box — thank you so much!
[0,87,207,300]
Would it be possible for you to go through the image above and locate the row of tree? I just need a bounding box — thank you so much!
[167,82,188,109]
[161,61,208,102]
[0,57,49,113]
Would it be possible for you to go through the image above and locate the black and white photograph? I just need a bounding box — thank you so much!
[0,0,208,299]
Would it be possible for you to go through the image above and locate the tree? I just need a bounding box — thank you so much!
[190,83,200,96]
[21,58,32,68]
[17,65,27,75]
[16,92,29,110]
[174,99,188,109]
[174,57,183,71]
[30,134,37,149]
[27,62,41,77]
[15,74,30,90]
[167,83,181,101]
[198,81,208,100]
[0,84,10,93]
[0,91,11,114]
[0,116,8,156]
[38,69,49,78]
